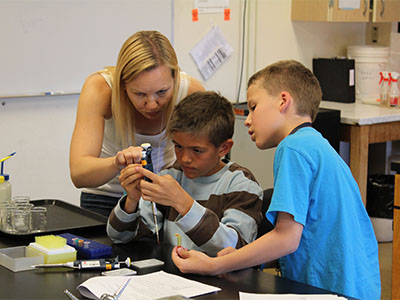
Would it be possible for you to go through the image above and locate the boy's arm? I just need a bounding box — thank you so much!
[107,195,162,243]
[107,196,140,243]
[172,211,303,275]
[137,166,261,254]
[176,190,261,255]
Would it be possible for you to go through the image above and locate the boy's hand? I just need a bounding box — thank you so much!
[138,167,194,216]
[171,247,215,275]
[115,146,142,169]
[119,164,145,213]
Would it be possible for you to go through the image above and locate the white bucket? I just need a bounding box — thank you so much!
[370,217,393,242]
[347,45,389,105]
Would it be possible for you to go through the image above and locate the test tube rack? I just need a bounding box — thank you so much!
[58,233,112,259]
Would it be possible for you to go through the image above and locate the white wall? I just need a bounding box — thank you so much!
[174,0,367,189]
[254,0,366,70]
[174,0,245,101]
[0,0,374,205]
[0,95,81,205]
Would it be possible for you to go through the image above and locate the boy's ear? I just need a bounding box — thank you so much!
[279,91,292,113]
[218,139,234,158]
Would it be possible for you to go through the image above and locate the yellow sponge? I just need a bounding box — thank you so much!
[27,235,76,264]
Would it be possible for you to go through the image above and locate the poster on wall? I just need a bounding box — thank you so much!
[190,26,233,81]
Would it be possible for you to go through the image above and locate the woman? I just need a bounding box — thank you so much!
[69,31,204,216]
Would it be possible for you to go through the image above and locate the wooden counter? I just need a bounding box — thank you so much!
[320,101,400,205]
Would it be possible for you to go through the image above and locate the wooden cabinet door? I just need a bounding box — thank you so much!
[291,0,369,22]
[291,0,330,21]
[372,0,400,22]
[292,0,400,22]
[331,0,369,21]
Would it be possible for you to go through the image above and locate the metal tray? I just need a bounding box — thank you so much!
[0,199,107,237]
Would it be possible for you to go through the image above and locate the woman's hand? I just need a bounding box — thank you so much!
[115,146,143,169]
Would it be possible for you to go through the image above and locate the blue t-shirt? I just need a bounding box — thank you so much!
[266,127,380,300]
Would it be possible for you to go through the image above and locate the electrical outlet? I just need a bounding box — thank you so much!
[372,26,379,43]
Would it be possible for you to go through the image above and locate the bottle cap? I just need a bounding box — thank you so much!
[0,174,9,181]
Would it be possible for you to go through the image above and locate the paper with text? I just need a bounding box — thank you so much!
[77,270,221,300]
[190,26,233,81]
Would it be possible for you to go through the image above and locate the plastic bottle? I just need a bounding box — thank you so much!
[389,72,399,108]
[379,71,390,107]
[0,174,11,203]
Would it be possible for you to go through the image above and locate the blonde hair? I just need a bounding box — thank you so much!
[111,31,180,148]
[248,60,322,121]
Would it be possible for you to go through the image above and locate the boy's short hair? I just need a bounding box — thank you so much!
[248,60,322,121]
[167,91,234,147]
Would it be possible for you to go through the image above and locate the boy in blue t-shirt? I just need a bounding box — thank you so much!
[172,60,381,300]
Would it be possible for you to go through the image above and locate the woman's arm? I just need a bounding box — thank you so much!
[69,73,122,188]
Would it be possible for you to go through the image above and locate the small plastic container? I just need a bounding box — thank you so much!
[26,242,76,264]
[59,233,113,259]
[0,246,44,272]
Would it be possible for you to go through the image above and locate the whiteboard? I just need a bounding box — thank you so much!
[0,0,173,97]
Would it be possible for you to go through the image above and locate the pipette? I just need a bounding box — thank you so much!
[33,257,131,270]
[140,143,160,244]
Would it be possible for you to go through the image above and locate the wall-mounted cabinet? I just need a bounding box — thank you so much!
[292,0,400,22]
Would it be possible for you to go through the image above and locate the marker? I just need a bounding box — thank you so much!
[44,90,64,96]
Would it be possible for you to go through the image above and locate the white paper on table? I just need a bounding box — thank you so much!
[77,270,221,300]
[239,292,348,300]
[339,0,360,9]
[190,26,233,81]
